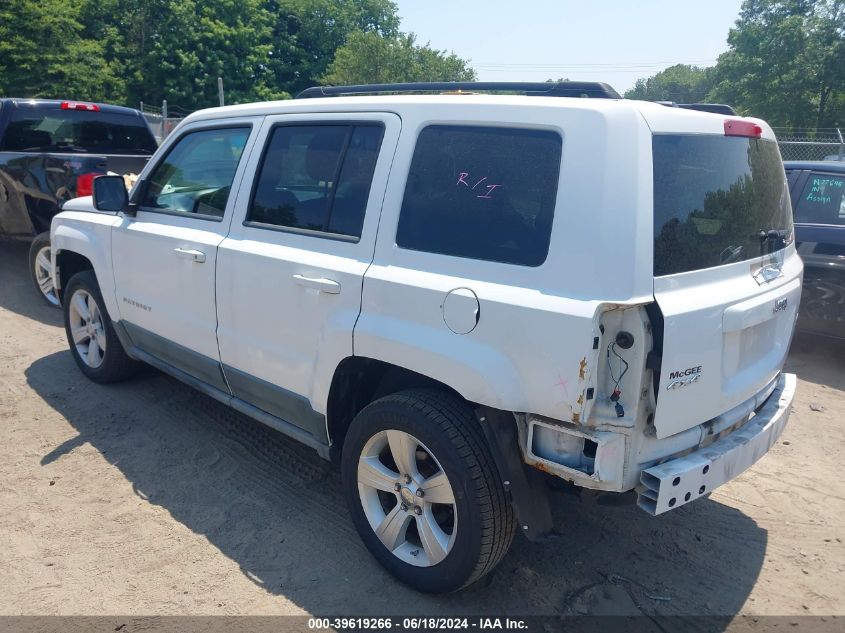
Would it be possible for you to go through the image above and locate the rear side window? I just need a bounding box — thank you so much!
[396,125,562,267]
[140,127,250,219]
[653,135,793,276]
[794,173,845,225]
[0,106,157,155]
[248,124,384,239]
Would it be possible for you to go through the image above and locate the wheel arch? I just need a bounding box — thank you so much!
[55,250,95,304]
[51,216,119,317]
[328,356,555,542]
[326,356,464,456]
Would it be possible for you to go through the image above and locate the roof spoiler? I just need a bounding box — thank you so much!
[296,81,622,100]
[657,101,738,116]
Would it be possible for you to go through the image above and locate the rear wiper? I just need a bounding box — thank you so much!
[759,229,788,255]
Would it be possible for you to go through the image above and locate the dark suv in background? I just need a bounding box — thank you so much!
[0,98,157,305]
[784,161,845,339]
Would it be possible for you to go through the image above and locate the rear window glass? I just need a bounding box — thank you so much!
[794,173,845,226]
[0,106,157,155]
[653,135,792,276]
[396,125,562,267]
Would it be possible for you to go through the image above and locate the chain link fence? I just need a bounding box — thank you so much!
[773,127,844,162]
[139,101,191,144]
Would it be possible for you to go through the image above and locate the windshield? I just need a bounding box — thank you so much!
[0,106,157,155]
[653,134,793,276]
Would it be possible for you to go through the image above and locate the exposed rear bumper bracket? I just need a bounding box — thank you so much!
[637,372,796,515]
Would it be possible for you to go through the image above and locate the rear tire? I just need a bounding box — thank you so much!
[29,232,60,308]
[342,389,516,593]
[63,270,138,383]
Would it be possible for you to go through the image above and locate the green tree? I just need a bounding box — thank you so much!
[709,0,845,126]
[0,0,123,101]
[322,31,476,86]
[82,0,286,110]
[267,0,402,95]
[0,0,465,109]
[76,0,404,107]
[624,64,715,103]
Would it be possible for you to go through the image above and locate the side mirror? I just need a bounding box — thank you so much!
[92,175,129,213]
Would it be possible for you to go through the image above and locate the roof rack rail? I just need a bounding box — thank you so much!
[295,81,622,100]
[678,103,738,116]
[657,101,738,116]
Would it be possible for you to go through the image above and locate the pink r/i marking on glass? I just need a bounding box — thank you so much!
[471,176,488,190]
[477,184,503,199]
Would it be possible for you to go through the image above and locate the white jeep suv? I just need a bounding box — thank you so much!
[50,82,800,593]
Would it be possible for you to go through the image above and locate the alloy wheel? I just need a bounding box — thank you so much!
[67,289,106,368]
[357,429,457,567]
[34,246,59,306]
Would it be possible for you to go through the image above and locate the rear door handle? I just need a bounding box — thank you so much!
[292,274,341,294]
[174,247,206,263]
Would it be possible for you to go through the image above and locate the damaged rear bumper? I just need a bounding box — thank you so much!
[637,372,796,515]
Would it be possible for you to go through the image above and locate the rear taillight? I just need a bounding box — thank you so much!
[724,119,762,138]
[61,101,100,112]
[75,173,98,197]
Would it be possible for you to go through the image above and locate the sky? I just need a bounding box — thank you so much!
[393,0,746,94]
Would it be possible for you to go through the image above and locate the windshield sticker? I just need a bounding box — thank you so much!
[805,177,843,205]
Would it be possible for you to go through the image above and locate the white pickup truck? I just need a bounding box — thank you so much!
[50,82,800,593]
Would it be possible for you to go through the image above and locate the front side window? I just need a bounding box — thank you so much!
[794,172,845,226]
[248,123,384,238]
[396,125,562,267]
[140,127,250,219]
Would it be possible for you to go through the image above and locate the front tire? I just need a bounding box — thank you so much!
[29,232,60,308]
[63,270,138,383]
[342,389,516,593]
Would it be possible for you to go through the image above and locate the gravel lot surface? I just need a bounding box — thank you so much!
[1,241,843,616]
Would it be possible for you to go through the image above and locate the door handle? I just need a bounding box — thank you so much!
[174,247,206,263]
[292,274,341,294]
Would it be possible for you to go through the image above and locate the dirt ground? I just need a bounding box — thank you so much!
[1,240,844,617]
